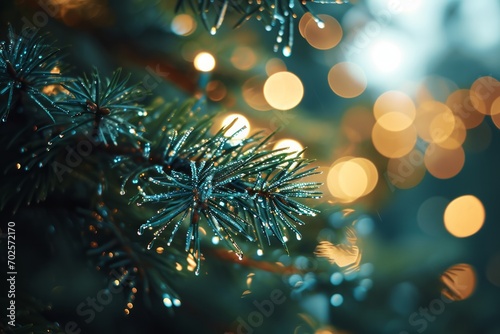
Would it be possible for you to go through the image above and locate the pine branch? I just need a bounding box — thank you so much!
[0,24,323,314]
[0,24,67,122]
[176,0,348,55]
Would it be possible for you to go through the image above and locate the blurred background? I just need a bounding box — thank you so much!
[1,0,500,333]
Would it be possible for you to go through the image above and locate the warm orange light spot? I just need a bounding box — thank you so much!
[424,144,464,179]
[490,97,500,129]
[273,139,304,156]
[242,76,272,111]
[374,91,416,130]
[194,52,215,72]
[446,89,484,129]
[298,12,314,38]
[435,116,466,150]
[338,161,368,198]
[415,100,455,143]
[469,76,500,115]
[441,263,477,301]
[171,14,196,36]
[327,157,378,202]
[231,46,257,71]
[328,62,367,98]
[371,123,417,158]
[377,112,414,131]
[304,14,342,50]
[264,72,304,110]
[206,80,227,102]
[314,228,360,274]
[221,113,250,140]
[265,58,287,76]
[444,195,485,238]
[351,157,378,196]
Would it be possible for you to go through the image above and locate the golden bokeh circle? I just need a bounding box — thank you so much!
[441,263,477,301]
[415,100,455,143]
[242,76,272,111]
[374,91,416,129]
[446,89,485,129]
[444,195,485,238]
[171,14,196,36]
[193,52,216,72]
[231,46,257,71]
[304,14,343,50]
[469,76,500,115]
[424,144,465,179]
[372,122,417,158]
[328,62,367,98]
[264,71,304,110]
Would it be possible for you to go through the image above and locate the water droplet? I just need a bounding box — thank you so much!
[265,25,272,31]
[173,298,181,307]
[257,249,263,256]
[120,189,126,195]
[59,134,64,138]
[210,27,217,35]
[163,295,172,308]
[137,226,145,235]
[296,233,302,240]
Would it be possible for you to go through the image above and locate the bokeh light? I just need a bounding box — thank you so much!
[206,80,227,101]
[221,113,250,140]
[446,89,485,129]
[441,264,477,301]
[424,144,465,179]
[371,122,417,158]
[242,76,272,111]
[330,294,344,307]
[273,139,304,156]
[369,40,403,74]
[415,100,455,144]
[444,195,485,238]
[193,52,216,72]
[230,46,257,71]
[327,157,378,202]
[328,62,367,98]
[304,14,342,50]
[469,76,500,115]
[265,58,287,76]
[264,71,304,110]
[374,91,416,131]
[171,14,196,36]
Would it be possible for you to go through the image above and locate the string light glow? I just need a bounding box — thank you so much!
[194,52,216,72]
